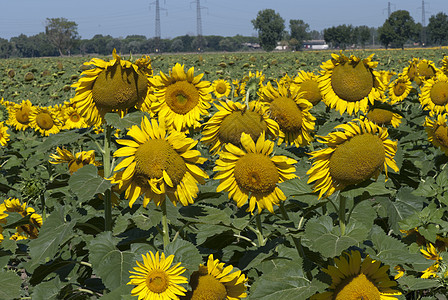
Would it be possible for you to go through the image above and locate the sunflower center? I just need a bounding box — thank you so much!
[15,107,31,124]
[331,61,374,102]
[270,97,303,132]
[218,111,267,146]
[69,112,81,122]
[165,80,200,115]
[134,139,187,186]
[297,80,321,105]
[335,274,381,300]
[146,270,169,294]
[393,82,407,96]
[234,153,279,194]
[190,274,227,300]
[216,82,227,94]
[366,109,394,125]
[430,81,448,106]
[36,112,54,130]
[91,62,148,111]
[434,126,448,148]
[329,134,385,186]
[418,62,436,77]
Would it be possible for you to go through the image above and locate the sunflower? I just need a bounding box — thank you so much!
[0,98,15,109]
[260,81,315,147]
[292,70,323,106]
[364,108,402,128]
[214,132,297,214]
[403,57,421,85]
[307,118,399,199]
[0,122,10,146]
[212,79,231,99]
[318,52,384,115]
[310,250,401,299]
[421,243,441,279]
[149,63,212,132]
[111,116,208,207]
[388,73,412,104]
[186,254,247,300]
[71,49,152,127]
[60,105,88,130]
[128,251,188,300]
[419,71,448,114]
[0,198,43,240]
[378,70,396,86]
[441,56,448,75]
[49,147,101,174]
[201,100,279,154]
[424,113,448,155]
[417,59,438,83]
[6,99,35,131]
[233,71,266,98]
[28,106,62,136]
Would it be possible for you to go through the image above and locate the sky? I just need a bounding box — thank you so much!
[1,0,446,40]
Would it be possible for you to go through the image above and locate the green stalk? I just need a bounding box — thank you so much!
[255,213,265,247]
[103,124,113,231]
[161,199,170,248]
[339,194,346,236]
[40,193,46,222]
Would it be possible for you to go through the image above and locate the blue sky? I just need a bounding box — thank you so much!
[1,0,446,40]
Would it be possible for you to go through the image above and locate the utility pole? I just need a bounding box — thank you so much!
[419,0,429,46]
[196,0,203,52]
[388,2,391,17]
[150,0,166,53]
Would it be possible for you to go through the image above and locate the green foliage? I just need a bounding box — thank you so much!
[427,12,448,45]
[251,9,285,51]
[379,10,418,49]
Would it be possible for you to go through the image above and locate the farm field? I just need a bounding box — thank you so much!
[1,47,448,299]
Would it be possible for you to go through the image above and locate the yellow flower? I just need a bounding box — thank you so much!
[260,81,315,147]
[403,58,438,86]
[292,70,323,106]
[0,198,43,241]
[71,49,153,127]
[318,52,384,115]
[187,254,247,300]
[388,74,412,104]
[307,118,399,199]
[420,243,441,279]
[201,99,279,154]
[393,265,405,280]
[149,63,212,132]
[0,122,10,146]
[128,251,187,300]
[6,99,36,131]
[214,132,297,214]
[212,79,231,99]
[419,71,448,114]
[364,108,402,128]
[49,147,101,174]
[310,250,401,300]
[29,106,62,136]
[378,70,397,86]
[111,116,208,207]
[424,113,448,155]
[60,104,88,130]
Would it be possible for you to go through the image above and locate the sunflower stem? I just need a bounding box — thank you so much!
[339,194,347,236]
[39,193,46,222]
[161,199,170,249]
[103,124,113,231]
[255,214,265,247]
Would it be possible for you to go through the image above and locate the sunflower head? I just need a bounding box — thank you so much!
[49,147,101,174]
[212,79,231,99]
[29,106,61,136]
[293,70,323,106]
[388,73,412,104]
[0,198,42,240]
[307,118,399,199]
[318,52,384,115]
[6,99,36,131]
[365,108,402,128]
[420,71,448,114]
[424,113,448,155]
[0,122,10,146]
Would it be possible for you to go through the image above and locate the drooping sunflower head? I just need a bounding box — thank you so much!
[419,71,448,114]
[318,52,384,115]
[70,49,152,127]
[292,70,323,106]
[307,118,399,199]
[187,254,248,300]
[424,113,448,156]
[6,99,36,131]
[260,80,315,147]
[378,70,397,86]
[364,107,402,128]
[0,122,10,146]
[403,57,421,84]
[212,79,231,99]
[388,73,412,104]
[201,99,279,154]
[111,116,208,208]
[214,132,297,214]
[149,63,213,131]
[49,147,101,174]
[0,198,43,240]
[128,251,188,299]
[29,106,61,136]
[310,250,401,300]
[417,59,438,82]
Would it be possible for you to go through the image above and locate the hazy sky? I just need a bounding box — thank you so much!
[1,0,446,40]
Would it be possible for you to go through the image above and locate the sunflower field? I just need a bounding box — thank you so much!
[1,47,448,299]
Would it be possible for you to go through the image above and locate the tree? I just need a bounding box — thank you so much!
[45,17,79,56]
[251,9,285,51]
[323,25,354,49]
[427,12,448,45]
[289,19,310,50]
[378,10,416,49]
[354,26,371,48]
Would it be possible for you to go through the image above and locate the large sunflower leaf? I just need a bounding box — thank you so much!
[164,238,202,279]
[397,276,440,291]
[68,164,112,202]
[0,270,22,300]
[88,232,136,291]
[104,111,147,130]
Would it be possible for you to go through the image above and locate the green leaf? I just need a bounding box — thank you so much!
[164,238,203,274]
[100,284,134,300]
[0,270,22,300]
[28,205,76,269]
[303,216,369,258]
[31,278,63,300]
[68,164,112,202]
[349,200,376,229]
[104,111,147,130]
[35,129,86,152]
[88,231,136,291]
[341,179,391,198]
[397,276,440,291]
